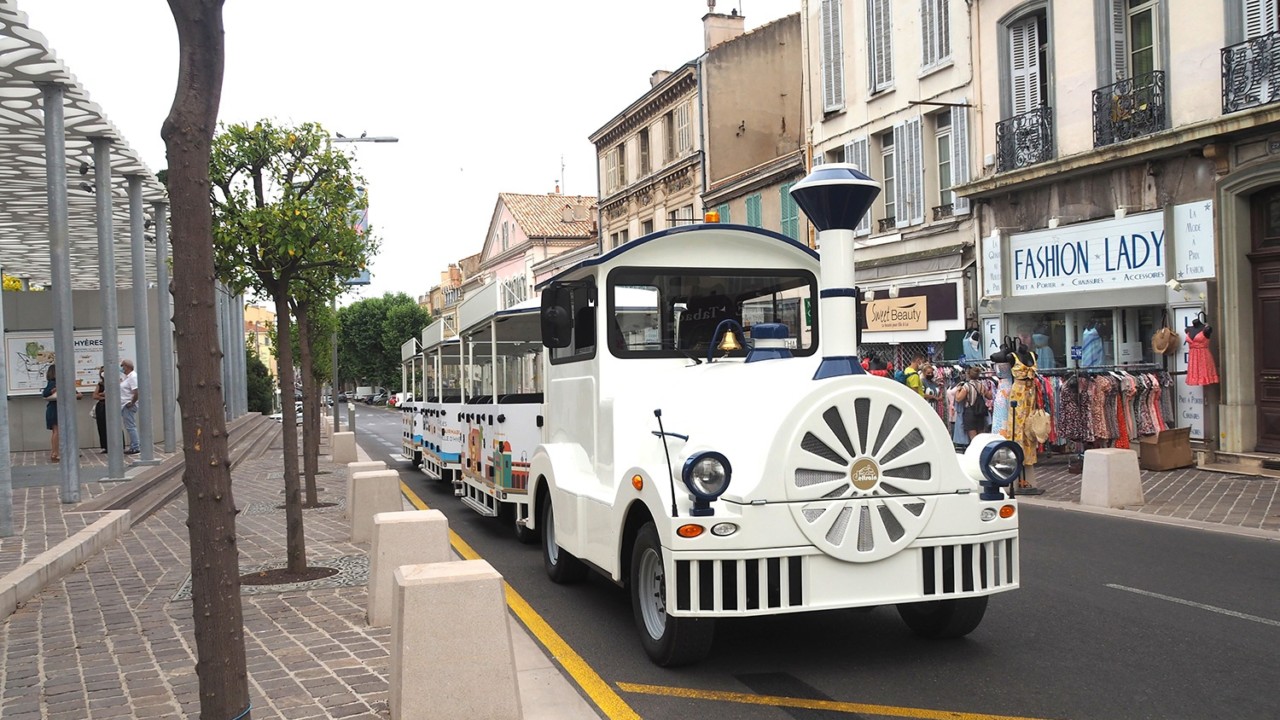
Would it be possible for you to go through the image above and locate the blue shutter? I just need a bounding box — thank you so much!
[780,183,799,239]
[717,202,731,224]
[746,194,763,227]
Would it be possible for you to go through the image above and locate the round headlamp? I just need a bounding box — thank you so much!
[979,439,1024,486]
[682,451,732,501]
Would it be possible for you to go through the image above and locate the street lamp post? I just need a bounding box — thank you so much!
[329,134,397,434]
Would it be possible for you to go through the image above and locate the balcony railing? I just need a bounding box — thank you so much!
[1222,29,1280,114]
[1093,71,1167,147]
[996,106,1054,173]
[932,203,954,221]
[878,217,897,232]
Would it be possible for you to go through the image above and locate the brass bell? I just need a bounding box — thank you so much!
[717,330,743,353]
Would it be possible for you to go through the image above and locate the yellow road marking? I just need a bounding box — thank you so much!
[399,481,642,720]
[617,683,1059,720]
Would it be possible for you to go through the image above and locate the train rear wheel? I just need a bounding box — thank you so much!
[629,523,714,666]
[896,596,988,638]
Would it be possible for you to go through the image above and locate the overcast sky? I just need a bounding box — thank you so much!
[19,0,800,305]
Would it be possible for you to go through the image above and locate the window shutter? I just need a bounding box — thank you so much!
[746,194,763,227]
[1245,0,1280,38]
[847,138,871,235]
[868,0,893,92]
[951,100,971,214]
[821,0,846,112]
[893,123,908,229]
[922,0,936,67]
[1109,0,1128,81]
[716,202,731,224]
[1009,15,1041,115]
[780,184,799,240]
[907,116,925,226]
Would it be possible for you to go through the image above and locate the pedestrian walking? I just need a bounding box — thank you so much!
[120,358,140,454]
[92,366,108,452]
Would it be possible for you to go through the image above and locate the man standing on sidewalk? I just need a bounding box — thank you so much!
[120,359,140,454]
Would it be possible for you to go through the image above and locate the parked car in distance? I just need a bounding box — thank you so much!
[371,391,388,405]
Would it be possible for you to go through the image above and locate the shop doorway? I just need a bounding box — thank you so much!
[1250,189,1280,452]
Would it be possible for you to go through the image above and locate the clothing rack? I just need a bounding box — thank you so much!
[1036,363,1163,377]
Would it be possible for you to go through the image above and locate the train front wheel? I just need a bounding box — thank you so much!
[540,492,586,583]
[629,523,715,666]
[896,596,988,639]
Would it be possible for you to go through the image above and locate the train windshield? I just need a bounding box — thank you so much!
[606,267,818,358]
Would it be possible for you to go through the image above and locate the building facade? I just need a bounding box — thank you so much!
[476,193,597,310]
[804,0,979,366]
[956,0,1280,457]
[591,10,806,249]
[244,304,276,378]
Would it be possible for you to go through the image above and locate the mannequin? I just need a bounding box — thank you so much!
[962,328,984,361]
[1031,324,1055,369]
[1187,313,1219,386]
[1081,320,1104,367]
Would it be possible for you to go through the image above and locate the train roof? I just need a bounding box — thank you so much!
[536,223,818,290]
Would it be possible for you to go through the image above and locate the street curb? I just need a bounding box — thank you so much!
[0,509,131,620]
[1018,497,1280,542]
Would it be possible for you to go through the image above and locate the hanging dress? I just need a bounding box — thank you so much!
[1005,356,1039,466]
[1081,327,1104,367]
[1187,332,1219,386]
[991,363,1013,438]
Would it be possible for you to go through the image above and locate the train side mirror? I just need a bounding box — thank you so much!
[541,285,573,349]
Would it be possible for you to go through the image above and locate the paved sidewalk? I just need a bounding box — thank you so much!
[1021,453,1280,537]
[0,433,599,719]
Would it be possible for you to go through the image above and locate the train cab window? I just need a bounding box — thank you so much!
[608,267,818,358]
[544,279,598,364]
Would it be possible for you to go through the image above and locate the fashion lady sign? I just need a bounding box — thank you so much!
[1009,211,1167,296]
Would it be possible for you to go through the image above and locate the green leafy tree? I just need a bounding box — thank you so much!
[338,292,430,392]
[162,0,250,716]
[246,343,274,414]
[210,119,376,572]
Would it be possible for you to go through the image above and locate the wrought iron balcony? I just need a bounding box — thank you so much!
[1093,71,1167,147]
[878,217,897,232]
[995,106,1054,173]
[1222,30,1280,114]
[932,203,954,221]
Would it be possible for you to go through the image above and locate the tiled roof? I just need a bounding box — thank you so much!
[500,193,597,239]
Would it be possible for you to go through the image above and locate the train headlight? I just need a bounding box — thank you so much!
[682,452,732,516]
[976,437,1023,500]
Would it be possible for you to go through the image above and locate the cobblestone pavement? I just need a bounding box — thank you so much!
[1023,454,1280,534]
[1,450,395,719]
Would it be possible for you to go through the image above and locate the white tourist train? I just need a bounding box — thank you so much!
[400,166,1023,666]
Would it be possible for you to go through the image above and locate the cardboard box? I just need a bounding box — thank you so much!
[1138,427,1193,471]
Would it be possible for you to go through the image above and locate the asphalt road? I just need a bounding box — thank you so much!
[348,403,1280,720]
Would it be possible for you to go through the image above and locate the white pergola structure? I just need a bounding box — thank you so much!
[0,1,246,531]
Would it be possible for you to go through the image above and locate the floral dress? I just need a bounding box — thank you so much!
[1005,358,1040,466]
[991,364,1013,439]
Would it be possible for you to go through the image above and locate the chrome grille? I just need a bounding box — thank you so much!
[674,555,805,613]
[921,538,1018,596]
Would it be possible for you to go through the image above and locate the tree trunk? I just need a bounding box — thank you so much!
[161,1,250,718]
[273,287,307,573]
[295,303,319,506]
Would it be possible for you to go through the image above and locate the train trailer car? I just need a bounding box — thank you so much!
[525,166,1023,666]
[453,282,544,542]
[418,320,464,482]
[399,338,424,467]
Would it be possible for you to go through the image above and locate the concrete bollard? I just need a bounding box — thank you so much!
[345,461,388,520]
[350,470,403,544]
[390,560,522,720]
[1081,448,1145,508]
[333,431,357,464]
[368,510,451,627]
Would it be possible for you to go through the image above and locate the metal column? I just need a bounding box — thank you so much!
[43,84,79,503]
[332,296,340,432]
[0,266,12,536]
[128,176,156,463]
[217,284,232,420]
[153,203,176,452]
[93,138,124,479]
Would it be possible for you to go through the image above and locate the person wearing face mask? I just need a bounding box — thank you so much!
[120,359,140,455]
[92,366,108,452]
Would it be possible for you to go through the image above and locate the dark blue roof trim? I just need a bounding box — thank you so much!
[536,223,819,290]
[813,356,867,380]
[819,288,859,298]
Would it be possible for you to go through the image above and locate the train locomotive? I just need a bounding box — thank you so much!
[401,165,1023,666]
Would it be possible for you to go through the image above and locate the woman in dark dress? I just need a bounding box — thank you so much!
[93,366,108,451]
[41,364,59,463]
